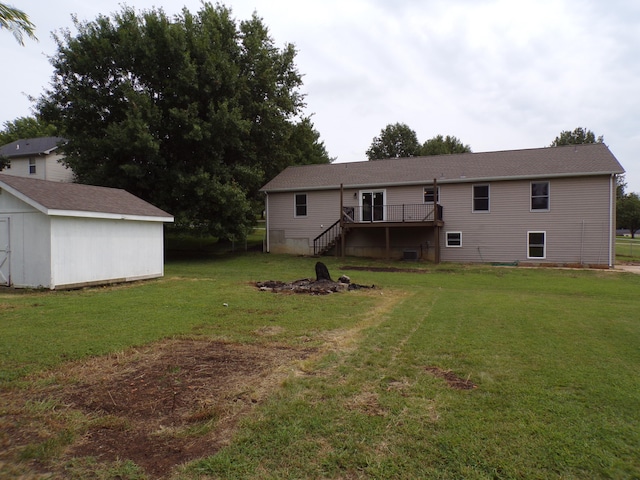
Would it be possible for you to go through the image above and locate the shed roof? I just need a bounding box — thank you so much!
[0,137,66,158]
[0,174,173,222]
[261,143,625,192]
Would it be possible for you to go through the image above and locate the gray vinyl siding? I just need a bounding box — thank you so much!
[439,176,613,265]
[266,176,615,265]
[267,190,351,254]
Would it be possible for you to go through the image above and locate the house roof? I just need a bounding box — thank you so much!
[0,137,66,158]
[261,143,625,192]
[0,174,173,222]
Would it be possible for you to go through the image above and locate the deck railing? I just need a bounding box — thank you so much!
[313,204,443,256]
[342,204,443,223]
[313,219,341,256]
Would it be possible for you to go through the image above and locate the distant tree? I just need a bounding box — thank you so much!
[0,116,58,145]
[616,175,627,200]
[617,192,640,238]
[421,134,471,155]
[551,127,603,146]
[0,3,36,45]
[37,3,330,240]
[366,123,422,160]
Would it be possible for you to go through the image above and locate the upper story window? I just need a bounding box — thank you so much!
[531,181,549,211]
[424,185,440,203]
[294,193,307,217]
[29,158,36,174]
[473,184,490,212]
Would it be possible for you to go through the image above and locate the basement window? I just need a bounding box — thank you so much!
[527,231,546,258]
[446,231,462,247]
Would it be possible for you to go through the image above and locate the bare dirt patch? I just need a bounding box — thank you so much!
[425,366,477,390]
[1,339,314,479]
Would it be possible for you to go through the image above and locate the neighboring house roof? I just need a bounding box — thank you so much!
[0,174,173,222]
[261,143,625,192]
[0,136,67,158]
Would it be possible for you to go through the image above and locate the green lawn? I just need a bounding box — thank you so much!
[616,235,640,263]
[1,254,639,479]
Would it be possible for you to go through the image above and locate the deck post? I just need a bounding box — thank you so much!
[433,177,440,264]
[340,183,344,258]
[386,227,390,260]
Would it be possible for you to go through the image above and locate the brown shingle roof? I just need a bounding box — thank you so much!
[261,144,625,192]
[0,174,173,220]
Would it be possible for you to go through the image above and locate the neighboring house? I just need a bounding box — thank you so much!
[0,136,73,182]
[0,174,173,289]
[260,143,625,268]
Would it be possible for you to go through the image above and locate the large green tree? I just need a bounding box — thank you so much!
[38,4,330,239]
[421,134,471,155]
[366,123,422,160]
[617,192,640,239]
[0,116,58,146]
[551,127,603,146]
[366,123,472,160]
[0,3,36,45]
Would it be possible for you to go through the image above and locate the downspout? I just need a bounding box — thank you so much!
[609,174,615,267]
[580,220,585,265]
[264,192,270,253]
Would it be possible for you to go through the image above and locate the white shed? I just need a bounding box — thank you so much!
[0,174,174,289]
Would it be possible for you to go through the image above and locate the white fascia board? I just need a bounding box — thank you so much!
[47,209,174,222]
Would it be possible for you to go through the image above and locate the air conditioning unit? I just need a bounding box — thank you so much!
[403,249,419,261]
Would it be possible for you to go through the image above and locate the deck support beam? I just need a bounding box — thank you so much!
[340,183,344,258]
[385,227,390,260]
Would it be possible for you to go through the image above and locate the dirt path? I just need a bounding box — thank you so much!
[1,339,314,479]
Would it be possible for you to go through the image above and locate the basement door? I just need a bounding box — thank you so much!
[0,217,10,286]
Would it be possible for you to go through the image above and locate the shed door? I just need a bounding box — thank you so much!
[0,217,10,286]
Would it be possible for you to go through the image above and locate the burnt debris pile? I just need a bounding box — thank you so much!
[256,262,374,295]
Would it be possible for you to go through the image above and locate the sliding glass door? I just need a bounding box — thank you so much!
[361,191,385,222]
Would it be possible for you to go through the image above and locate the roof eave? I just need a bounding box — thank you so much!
[261,170,624,193]
[47,209,174,222]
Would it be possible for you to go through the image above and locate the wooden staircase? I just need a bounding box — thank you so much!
[314,219,348,256]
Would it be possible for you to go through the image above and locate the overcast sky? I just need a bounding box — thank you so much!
[3,0,639,191]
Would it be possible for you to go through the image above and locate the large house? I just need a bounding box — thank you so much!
[0,136,73,182]
[260,143,625,268]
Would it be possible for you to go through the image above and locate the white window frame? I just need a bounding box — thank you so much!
[424,185,440,204]
[531,181,550,211]
[527,231,546,259]
[446,231,462,247]
[359,189,386,222]
[472,184,490,213]
[28,158,36,175]
[294,193,308,218]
